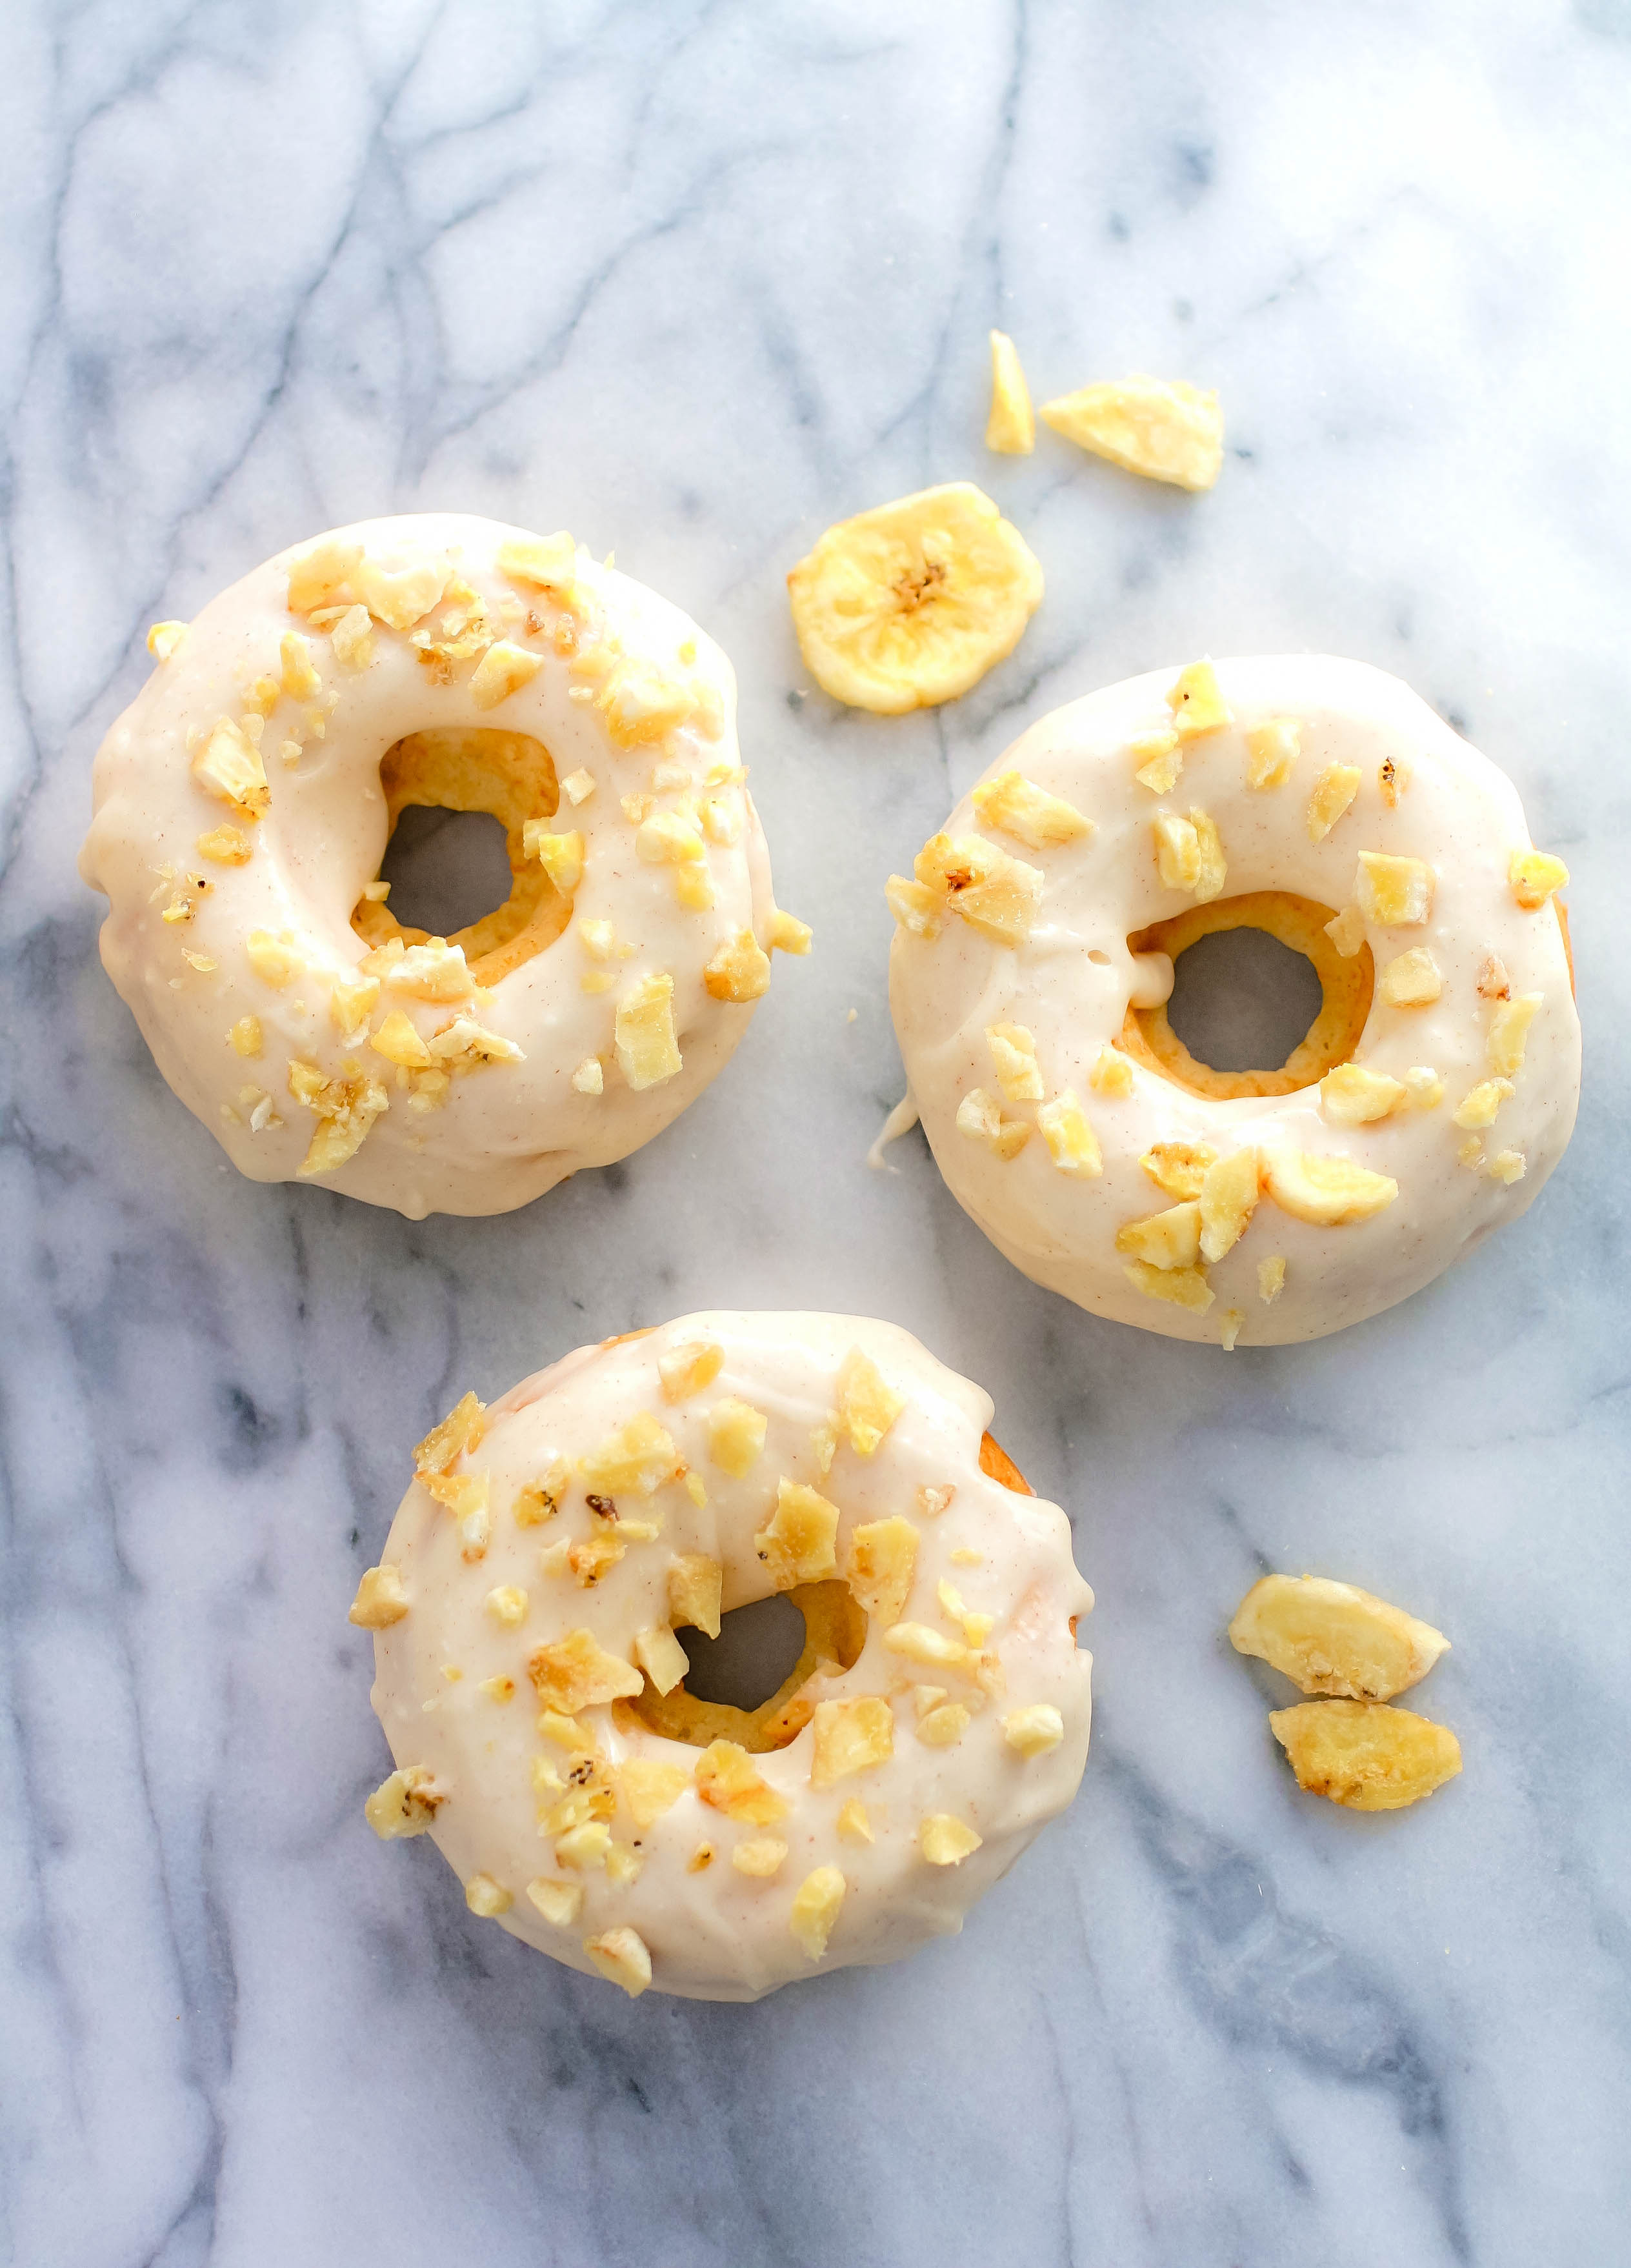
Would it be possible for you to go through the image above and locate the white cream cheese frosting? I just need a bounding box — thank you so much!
[79,514,797,1217]
[357,1312,1094,2002]
[888,656,1579,1346]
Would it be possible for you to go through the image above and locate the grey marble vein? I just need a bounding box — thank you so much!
[3,1,1630,2262]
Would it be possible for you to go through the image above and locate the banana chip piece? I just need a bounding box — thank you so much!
[786,482,1043,714]
[1270,1700,1461,1812]
[1039,375,1223,492]
[986,330,1036,455]
[1230,1573,1448,1700]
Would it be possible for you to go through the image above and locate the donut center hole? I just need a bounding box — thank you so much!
[350,725,573,986]
[1164,928,1325,1074]
[677,1593,808,1711]
[377,805,514,938]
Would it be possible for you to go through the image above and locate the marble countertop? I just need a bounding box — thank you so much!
[5,4,1629,2263]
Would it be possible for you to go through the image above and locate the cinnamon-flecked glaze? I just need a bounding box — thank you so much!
[365,1313,1094,2002]
[79,514,780,1216]
[890,657,1579,1345]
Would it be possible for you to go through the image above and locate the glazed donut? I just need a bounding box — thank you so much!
[80,514,806,1217]
[353,1312,1093,2002]
[886,656,1579,1345]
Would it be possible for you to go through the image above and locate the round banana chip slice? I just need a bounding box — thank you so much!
[786,481,1043,714]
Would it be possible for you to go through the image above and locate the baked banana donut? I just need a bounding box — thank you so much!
[886,656,1579,1345]
[80,514,805,1217]
[353,1313,1093,2002]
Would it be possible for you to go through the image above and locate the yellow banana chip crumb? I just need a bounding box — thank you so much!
[786,483,1043,714]
[1269,1700,1462,1811]
[1230,1574,1449,1700]
[1040,375,1224,491]
[985,330,1036,454]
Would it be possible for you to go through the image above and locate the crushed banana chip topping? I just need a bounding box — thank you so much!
[147,620,188,662]
[614,972,683,1090]
[843,1516,919,1627]
[789,1865,846,1958]
[914,832,1044,947]
[1199,1147,1260,1261]
[755,1479,839,1588]
[1165,661,1232,738]
[287,1059,388,1176]
[1261,1150,1397,1226]
[885,874,945,939]
[1230,1573,1449,1700]
[1508,848,1568,908]
[1037,1090,1102,1176]
[1306,763,1361,842]
[1245,718,1300,788]
[1270,1700,1462,1811]
[1003,1703,1065,1757]
[704,929,771,1003]
[658,1341,725,1402]
[668,1553,723,1639]
[1257,1255,1286,1304]
[1321,1063,1406,1123]
[1116,1201,1202,1271]
[529,1629,644,1714]
[770,908,812,955]
[1153,807,1226,902]
[836,1798,874,1843]
[970,770,1092,850]
[1123,1259,1214,1313]
[526,1877,583,1927]
[365,1765,443,1840]
[1132,730,1183,796]
[1377,947,1442,1007]
[957,1087,1031,1159]
[348,1563,409,1628]
[1140,1141,1216,1200]
[619,1758,691,1828]
[919,1813,983,1865]
[579,1412,679,1497]
[810,1697,895,1788]
[985,1022,1044,1103]
[584,1925,653,1997]
[695,1740,789,1825]
[1356,850,1433,927]
[1088,1047,1135,1098]
[1324,903,1365,958]
[708,1396,767,1477]
[415,1390,485,1478]
[836,1347,906,1456]
[523,823,584,894]
[1487,992,1541,1078]
[632,1623,689,1694]
[1452,1078,1514,1131]
[192,716,270,821]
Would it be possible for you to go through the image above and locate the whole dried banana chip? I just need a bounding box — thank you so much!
[786,482,1043,714]
[1270,1699,1461,1812]
[1230,1572,1448,1700]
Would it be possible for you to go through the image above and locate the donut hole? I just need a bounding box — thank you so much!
[376,805,514,939]
[621,1580,868,1755]
[350,726,574,985]
[1121,891,1375,1101]
[1164,927,1325,1074]
[677,1592,807,1711]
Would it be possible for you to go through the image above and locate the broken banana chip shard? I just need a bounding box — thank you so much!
[1269,1699,1462,1811]
[786,482,1043,714]
[986,330,1036,455]
[1230,1573,1449,1700]
[1039,375,1224,492]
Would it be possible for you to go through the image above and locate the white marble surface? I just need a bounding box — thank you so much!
[4,3,1629,2262]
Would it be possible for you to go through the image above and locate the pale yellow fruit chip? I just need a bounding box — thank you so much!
[1269,1699,1461,1811]
[1230,1574,1449,1700]
[1262,1150,1397,1226]
[786,482,1043,714]
[1039,376,1223,491]
[789,1865,846,1958]
[970,770,1092,850]
[986,330,1036,454]
[810,1697,894,1789]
